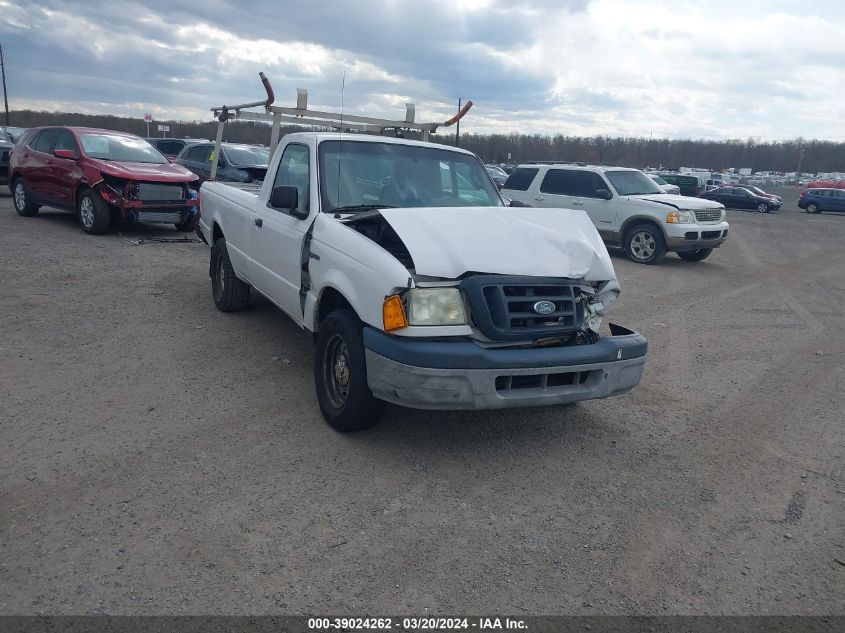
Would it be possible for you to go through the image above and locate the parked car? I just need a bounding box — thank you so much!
[0,126,28,142]
[741,185,781,204]
[485,164,508,188]
[658,173,703,196]
[9,126,199,234]
[0,130,13,189]
[198,133,648,431]
[146,137,208,160]
[798,188,845,214]
[648,174,680,195]
[174,142,270,183]
[699,186,781,213]
[501,163,728,264]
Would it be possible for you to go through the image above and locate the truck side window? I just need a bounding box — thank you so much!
[540,169,579,196]
[579,172,609,198]
[273,144,310,215]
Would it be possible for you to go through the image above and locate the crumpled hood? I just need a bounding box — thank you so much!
[378,206,618,284]
[631,193,723,209]
[96,159,197,182]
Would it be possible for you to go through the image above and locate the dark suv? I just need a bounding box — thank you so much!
[145,137,208,160]
[798,188,845,214]
[174,142,270,183]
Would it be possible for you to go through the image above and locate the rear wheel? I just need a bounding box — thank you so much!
[77,189,111,234]
[210,238,251,311]
[756,202,769,213]
[12,178,40,217]
[314,308,385,432]
[806,203,820,214]
[677,248,713,262]
[624,223,667,265]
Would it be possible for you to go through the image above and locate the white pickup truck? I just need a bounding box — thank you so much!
[197,132,648,431]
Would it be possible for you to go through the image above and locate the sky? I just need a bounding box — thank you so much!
[1,0,844,141]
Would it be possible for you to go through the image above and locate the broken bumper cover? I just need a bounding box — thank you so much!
[364,325,647,410]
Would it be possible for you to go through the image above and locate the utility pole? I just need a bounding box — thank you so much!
[795,146,805,184]
[455,98,461,148]
[0,45,10,127]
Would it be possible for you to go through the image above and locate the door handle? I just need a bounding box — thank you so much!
[254,218,263,228]
[534,196,544,201]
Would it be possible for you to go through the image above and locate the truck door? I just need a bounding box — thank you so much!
[250,143,312,322]
[577,171,617,228]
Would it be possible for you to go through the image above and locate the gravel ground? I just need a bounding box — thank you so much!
[1,187,843,615]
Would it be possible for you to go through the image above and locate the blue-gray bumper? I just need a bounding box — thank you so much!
[363,325,648,410]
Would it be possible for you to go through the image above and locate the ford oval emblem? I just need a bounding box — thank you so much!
[533,300,556,315]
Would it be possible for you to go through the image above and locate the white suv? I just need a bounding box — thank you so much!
[502,163,729,264]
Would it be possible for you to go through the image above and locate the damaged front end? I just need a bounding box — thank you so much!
[94,174,199,225]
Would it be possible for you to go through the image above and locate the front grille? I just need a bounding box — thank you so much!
[133,183,185,202]
[137,211,184,224]
[495,369,598,393]
[462,275,585,342]
[693,208,722,222]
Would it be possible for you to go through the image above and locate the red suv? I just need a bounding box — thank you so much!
[9,126,200,234]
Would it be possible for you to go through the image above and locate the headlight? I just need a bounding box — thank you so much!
[720,207,726,221]
[666,210,695,224]
[406,288,466,326]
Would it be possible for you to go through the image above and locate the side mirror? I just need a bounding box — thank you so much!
[53,149,77,160]
[595,188,612,200]
[270,185,308,218]
[509,199,528,207]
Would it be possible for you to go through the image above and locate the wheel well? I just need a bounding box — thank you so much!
[621,217,665,242]
[212,222,224,243]
[314,287,353,334]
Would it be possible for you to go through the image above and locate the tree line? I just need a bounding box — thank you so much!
[9,109,845,173]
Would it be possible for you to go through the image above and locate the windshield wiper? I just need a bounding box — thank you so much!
[328,204,394,216]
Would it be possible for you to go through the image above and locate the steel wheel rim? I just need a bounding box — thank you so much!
[630,230,656,260]
[324,333,351,409]
[80,196,95,228]
[14,182,26,211]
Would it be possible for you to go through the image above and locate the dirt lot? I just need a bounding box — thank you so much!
[1,187,843,616]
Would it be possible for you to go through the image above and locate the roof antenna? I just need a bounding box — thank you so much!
[334,71,346,219]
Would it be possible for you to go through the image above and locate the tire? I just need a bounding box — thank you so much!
[756,203,769,213]
[77,189,111,234]
[624,223,667,265]
[806,203,820,214]
[12,178,40,217]
[314,308,385,432]
[175,213,199,232]
[677,248,713,262]
[210,238,250,312]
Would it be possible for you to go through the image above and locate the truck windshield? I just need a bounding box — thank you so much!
[79,134,167,164]
[605,170,665,196]
[318,140,503,212]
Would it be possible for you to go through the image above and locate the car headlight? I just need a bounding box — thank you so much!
[406,288,466,326]
[666,210,695,224]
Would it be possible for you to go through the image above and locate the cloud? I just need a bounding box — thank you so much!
[1,0,844,140]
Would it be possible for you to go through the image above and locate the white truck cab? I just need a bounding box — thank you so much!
[197,134,648,431]
[502,164,729,264]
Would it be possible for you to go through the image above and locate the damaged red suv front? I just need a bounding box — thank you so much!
[9,126,200,234]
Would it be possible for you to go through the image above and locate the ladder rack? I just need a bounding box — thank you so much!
[208,72,472,181]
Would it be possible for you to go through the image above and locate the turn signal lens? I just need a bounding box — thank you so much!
[666,211,680,223]
[382,294,407,332]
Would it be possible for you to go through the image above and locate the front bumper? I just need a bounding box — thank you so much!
[363,324,647,410]
[665,221,729,251]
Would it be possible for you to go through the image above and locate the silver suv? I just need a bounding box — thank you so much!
[502,163,729,264]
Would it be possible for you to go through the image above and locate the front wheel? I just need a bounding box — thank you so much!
[12,178,40,217]
[756,203,769,213]
[677,248,713,262]
[78,189,111,234]
[624,223,667,265]
[314,309,385,432]
[210,238,251,311]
